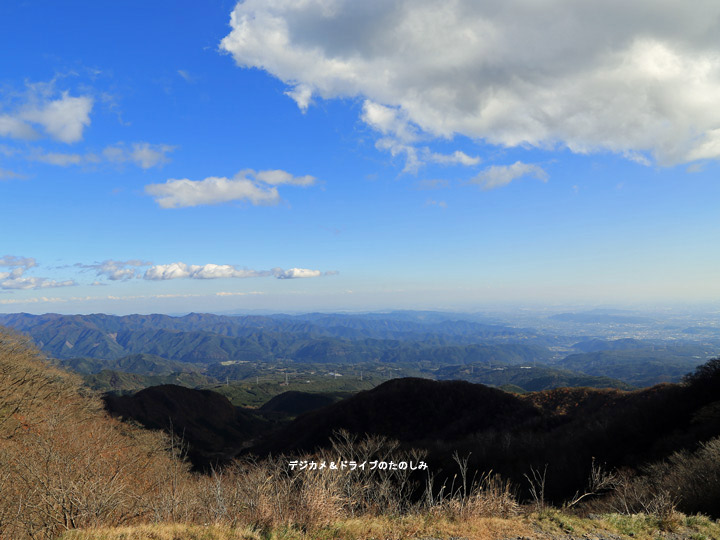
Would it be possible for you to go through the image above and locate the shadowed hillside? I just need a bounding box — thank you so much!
[104,384,269,468]
[259,389,352,416]
[98,366,720,512]
[242,371,720,511]
[251,378,541,454]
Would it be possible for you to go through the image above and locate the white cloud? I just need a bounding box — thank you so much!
[427,150,480,167]
[0,144,19,157]
[0,277,76,290]
[146,176,278,208]
[272,267,322,279]
[103,142,175,169]
[28,143,173,169]
[144,263,262,280]
[1,82,92,144]
[22,92,93,144]
[70,258,334,284]
[362,100,450,171]
[221,0,720,166]
[415,179,449,190]
[285,84,313,111]
[0,168,24,180]
[177,69,194,82]
[131,143,174,169]
[27,143,175,169]
[361,101,418,143]
[254,169,316,186]
[34,152,84,166]
[372,138,481,173]
[143,262,329,280]
[374,138,420,173]
[216,291,264,297]
[0,291,266,306]
[145,168,316,208]
[470,161,548,191]
[0,255,75,290]
[425,199,447,209]
[0,255,36,278]
[79,259,152,281]
[0,115,37,140]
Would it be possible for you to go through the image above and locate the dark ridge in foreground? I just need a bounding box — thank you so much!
[259,390,352,416]
[249,377,541,454]
[244,373,720,509]
[101,365,720,514]
[103,384,266,468]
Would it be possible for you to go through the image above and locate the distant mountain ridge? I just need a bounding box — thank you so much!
[0,312,550,365]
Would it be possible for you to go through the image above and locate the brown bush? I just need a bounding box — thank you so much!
[0,329,180,539]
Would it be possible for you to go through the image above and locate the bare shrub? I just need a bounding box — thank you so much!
[589,467,678,522]
[425,453,519,520]
[643,437,720,516]
[433,470,519,520]
[325,430,424,515]
[524,464,548,511]
[0,328,179,539]
[585,437,720,520]
[566,458,618,509]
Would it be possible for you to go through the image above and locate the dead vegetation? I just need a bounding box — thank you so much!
[2,328,720,539]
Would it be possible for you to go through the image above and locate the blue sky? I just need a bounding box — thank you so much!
[1,0,720,314]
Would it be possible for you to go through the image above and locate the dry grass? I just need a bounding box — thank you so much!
[529,508,720,540]
[60,515,532,540]
[61,512,720,540]
[313,514,533,540]
[429,471,519,521]
[61,523,262,540]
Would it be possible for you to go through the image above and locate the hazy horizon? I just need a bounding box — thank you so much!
[4,301,720,319]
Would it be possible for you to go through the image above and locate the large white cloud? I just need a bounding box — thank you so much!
[145,169,316,208]
[220,0,720,166]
